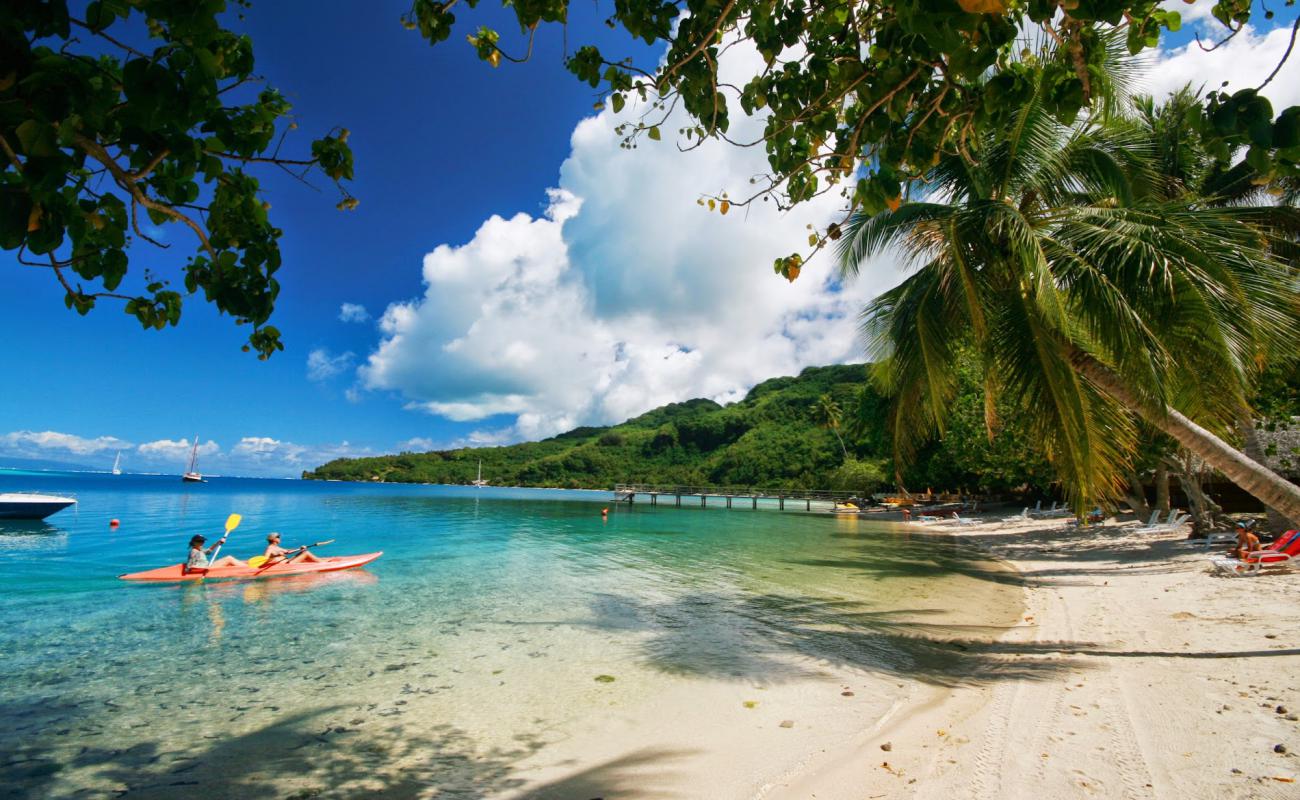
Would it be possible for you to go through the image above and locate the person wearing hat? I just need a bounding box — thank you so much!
[1231,520,1261,561]
[184,533,246,574]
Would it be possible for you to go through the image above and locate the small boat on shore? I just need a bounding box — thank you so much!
[0,492,77,520]
[181,436,204,483]
[119,551,383,582]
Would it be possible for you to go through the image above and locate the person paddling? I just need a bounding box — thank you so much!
[261,532,324,566]
[184,534,246,574]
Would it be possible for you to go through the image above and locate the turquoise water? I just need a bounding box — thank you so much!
[0,470,1017,798]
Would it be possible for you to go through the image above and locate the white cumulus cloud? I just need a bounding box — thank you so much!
[360,42,903,440]
[232,436,308,463]
[1145,21,1300,109]
[399,437,436,451]
[138,438,221,461]
[306,348,356,382]
[339,302,371,323]
[0,430,131,456]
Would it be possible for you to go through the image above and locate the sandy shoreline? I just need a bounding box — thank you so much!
[769,515,1300,800]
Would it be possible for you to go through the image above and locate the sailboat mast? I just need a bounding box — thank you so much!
[187,436,199,473]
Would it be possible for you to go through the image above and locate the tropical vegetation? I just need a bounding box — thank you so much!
[3,1,355,357]
[838,43,1300,523]
[415,0,1300,279]
[7,3,1298,354]
[305,363,1057,494]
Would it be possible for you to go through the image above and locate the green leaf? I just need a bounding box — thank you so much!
[647,125,661,141]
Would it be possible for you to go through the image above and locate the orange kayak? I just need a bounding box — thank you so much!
[119,552,382,582]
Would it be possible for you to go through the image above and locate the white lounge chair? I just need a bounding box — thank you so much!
[1043,502,1074,518]
[1209,551,1294,576]
[1136,510,1188,533]
[1198,531,1236,552]
[1001,507,1030,524]
[947,513,981,526]
[1134,510,1160,528]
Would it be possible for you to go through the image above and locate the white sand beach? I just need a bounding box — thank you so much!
[487,514,1300,799]
[772,515,1300,799]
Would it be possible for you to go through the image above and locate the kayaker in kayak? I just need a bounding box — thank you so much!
[261,532,324,565]
[184,534,246,574]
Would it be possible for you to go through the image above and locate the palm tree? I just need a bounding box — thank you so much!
[839,67,1300,523]
[815,393,849,460]
[1128,87,1300,531]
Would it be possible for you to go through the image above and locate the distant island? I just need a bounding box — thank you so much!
[0,455,100,473]
[304,363,1053,494]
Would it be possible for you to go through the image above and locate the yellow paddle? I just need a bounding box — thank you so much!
[248,539,334,569]
[206,514,242,564]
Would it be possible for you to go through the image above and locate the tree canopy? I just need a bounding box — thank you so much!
[838,59,1300,518]
[3,1,355,357]
[407,0,1300,278]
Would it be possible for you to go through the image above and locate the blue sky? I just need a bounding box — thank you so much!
[2,2,1297,477]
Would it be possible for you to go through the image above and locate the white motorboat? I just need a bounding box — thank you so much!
[0,492,77,520]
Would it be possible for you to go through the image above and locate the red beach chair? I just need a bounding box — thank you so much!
[1209,529,1300,576]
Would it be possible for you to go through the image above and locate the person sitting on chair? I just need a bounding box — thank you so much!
[261,532,323,565]
[1231,521,1261,561]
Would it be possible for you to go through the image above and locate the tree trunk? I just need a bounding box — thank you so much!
[833,427,848,460]
[1123,467,1151,520]
[1069,350,1300,527]
[1236,413,1291,533]
[1153,462,1170,515]
[1165,453,1226,535]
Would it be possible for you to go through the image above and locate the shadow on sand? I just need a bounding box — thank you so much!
[2,705,551,800]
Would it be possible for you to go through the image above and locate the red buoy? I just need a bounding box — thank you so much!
[109,519,120,527]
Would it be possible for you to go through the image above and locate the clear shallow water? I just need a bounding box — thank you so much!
[0,470,1018,798]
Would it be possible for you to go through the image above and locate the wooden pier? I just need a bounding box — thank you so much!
[612,483,863,511]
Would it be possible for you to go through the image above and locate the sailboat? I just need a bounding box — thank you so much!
[111,451,122,476]
[181,436,205,483]
[471,459,489,487]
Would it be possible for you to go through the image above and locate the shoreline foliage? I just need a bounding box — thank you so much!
[305,363,1054,493]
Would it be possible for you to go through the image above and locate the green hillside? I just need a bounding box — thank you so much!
[306,361,1063,494]
[305,365,878,490]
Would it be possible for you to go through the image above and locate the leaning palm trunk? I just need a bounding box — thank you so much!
[1235,414,1292,532]
[1071,350,1300,526]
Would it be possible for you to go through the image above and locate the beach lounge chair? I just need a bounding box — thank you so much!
[1031,501,1072,519]
[1043,502,1074,518]
[946,513,981,526]
[1199,531,1237,552]
[1137,510,1189,533]
[1209,530,1300,576]
[1001,507,1030,524]
[1135,510,1160,528]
